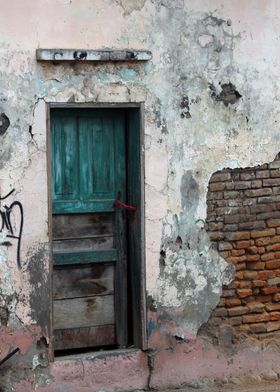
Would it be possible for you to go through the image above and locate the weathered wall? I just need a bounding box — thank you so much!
[2,0,280,390]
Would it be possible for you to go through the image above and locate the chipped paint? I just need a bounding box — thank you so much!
[1,0,280,390]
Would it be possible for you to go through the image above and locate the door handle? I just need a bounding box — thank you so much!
[114,199,137,211]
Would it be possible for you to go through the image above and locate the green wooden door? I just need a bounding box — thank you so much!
[51,108,128,351]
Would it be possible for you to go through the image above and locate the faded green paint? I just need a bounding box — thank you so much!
[51,108,126,214]
[53,249,118,265]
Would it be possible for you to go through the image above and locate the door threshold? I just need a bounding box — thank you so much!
[54,347,142,362]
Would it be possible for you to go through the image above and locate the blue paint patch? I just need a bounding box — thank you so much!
[119,68,137,81]
[148,319,156,336]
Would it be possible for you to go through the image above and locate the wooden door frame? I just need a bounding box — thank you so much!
[46,102,147,360]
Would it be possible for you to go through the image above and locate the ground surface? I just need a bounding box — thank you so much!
[164,382,280,392]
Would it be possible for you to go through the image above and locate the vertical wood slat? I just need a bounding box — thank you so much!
[113,113,128,348]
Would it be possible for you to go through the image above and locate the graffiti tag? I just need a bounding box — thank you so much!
[0,189,23,268]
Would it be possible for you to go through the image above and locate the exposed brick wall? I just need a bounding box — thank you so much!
[206,155,280,337]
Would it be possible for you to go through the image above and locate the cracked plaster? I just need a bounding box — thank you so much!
[1,0,280,388]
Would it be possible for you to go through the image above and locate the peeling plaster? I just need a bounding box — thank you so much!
[1,0,280,388]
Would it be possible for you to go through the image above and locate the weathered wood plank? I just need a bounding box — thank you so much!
[53,264,114,299]
[54,325,116,351]
[52,213,114,239]
[53,249,118,265]
[53,295,114,329]
[52,236,114,252]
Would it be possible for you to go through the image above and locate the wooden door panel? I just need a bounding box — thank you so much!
[53,295,114,329]
[54,325,115,350]
[53,236,114,252]
[52,213,115,239]
[53,264,114,299]
[51,115,79,201]
[51,109,128,351]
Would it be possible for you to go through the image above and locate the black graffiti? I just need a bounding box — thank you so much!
[0,189,23,268]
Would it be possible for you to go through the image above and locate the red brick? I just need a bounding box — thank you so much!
[218,298,226,307]
[228,316,242,326]
[246,254,260,262]
[265,303,280,311]
[255,237,271,246]
[251,229,276,239]
[240,172,255,181]
[225,298,241,307]
[243,271,258,280]
[272,187,280,195]
[205,222,224,231]
[218,242,233,251]
[239,221,265,231]
[257,196,280,204]
[207,192,223,200]
[247,262,265,270]
[271,236,280,244]
[267,277,280,285]
[212,307,228,317]
[231,249,245,256]
[227,256,247,264]
[239,281,252,288]
[247,301,265,313]
[237,324,250,332]
[251,180,262,188]
[209,232,224,241]
[267,220,280,228]
[224,224,238,231]
[242,313,270,323]
[245,188,272,197]
[211,172,231,182]
[209,182,226,192]
[249,323,267,333]
[236,263,246,271]
[277,228,280,234]
[266,260,280,269]
[250,204,273,214]
[237,288,252,298]
[271,169,280,177]
[252,287,260,295]
[224,191,240,199]
[222,289,236,298]
[256,170,270,179]
[236,240,251,249]
[261,286,278,295]
[225,182,235,190]
[228,306,249,316]
[258,271,272,280]
[263,178,280,186]
[252,280,266,287]
[270,312,280,321]
[235,271,244,279]
[261,253,275,261]
[234,181,251,190]
[246,246,258,255]
[255,295,272,303]
[257,211,280,220]
[225,232,250,241]
[273,293,280,301]
[267,321,280,332]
